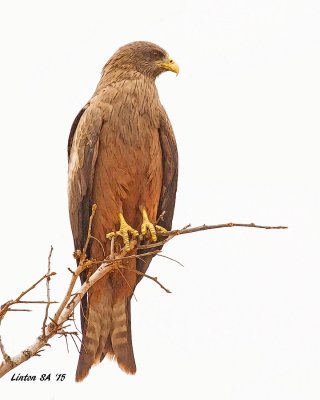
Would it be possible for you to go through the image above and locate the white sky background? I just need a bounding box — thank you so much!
[0,0,320,398]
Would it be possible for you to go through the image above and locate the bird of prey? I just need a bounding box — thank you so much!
[68,41,179,382]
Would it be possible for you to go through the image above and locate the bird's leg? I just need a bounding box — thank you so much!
[140,207,167,242]
[106,213,139,252]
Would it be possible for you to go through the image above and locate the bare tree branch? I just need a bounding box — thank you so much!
[0,215,287,378]
[138,222,287,250]
[17,301,58,304]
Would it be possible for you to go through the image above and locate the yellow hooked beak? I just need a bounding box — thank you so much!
[157,56,179,75]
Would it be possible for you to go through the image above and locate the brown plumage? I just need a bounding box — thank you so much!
[68,41,178,382]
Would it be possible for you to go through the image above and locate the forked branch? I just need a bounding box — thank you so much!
[0,204,287,378]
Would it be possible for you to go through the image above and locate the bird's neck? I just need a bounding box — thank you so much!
[93,67,156,95]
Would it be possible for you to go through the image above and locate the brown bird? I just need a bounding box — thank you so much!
[68,41,179,382]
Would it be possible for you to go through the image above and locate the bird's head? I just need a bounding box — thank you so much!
[107,41,179,79]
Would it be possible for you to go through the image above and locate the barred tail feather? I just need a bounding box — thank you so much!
[75,279,113,382]
[111,298,136,374]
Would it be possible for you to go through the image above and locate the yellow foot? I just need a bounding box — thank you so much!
[106,213,139,252]
[141,208,167,242]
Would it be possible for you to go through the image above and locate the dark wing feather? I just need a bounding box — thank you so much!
[68,104,102,327]
[67,104,88,160]
[157,109,179,231]
[136,108,178,283]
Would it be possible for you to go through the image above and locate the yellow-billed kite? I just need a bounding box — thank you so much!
[68,41,178,381]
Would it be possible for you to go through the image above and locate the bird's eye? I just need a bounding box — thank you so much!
[151,50,164,59]
[169,59,174,64]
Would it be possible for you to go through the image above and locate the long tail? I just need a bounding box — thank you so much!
[75,280,136,381]
[75,277,112,381]
[108,298,136,374]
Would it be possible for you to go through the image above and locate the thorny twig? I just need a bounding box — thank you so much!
[119,266,172,293]
[83,204,97,256]
[0,272,56,322]
[137,222,287,250]
[15,301,58,304]
[42,246,53,338]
